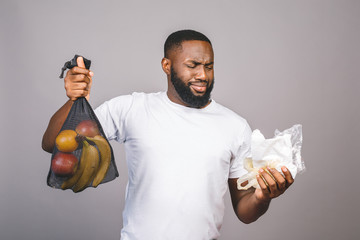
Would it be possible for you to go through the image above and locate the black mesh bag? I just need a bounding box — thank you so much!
[47,55,119,192]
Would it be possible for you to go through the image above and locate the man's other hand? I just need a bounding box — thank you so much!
[254,166,294,203]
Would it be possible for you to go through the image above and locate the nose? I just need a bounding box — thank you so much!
[195,65,207,81]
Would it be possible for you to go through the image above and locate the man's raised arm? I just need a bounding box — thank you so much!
[42,57,93,153]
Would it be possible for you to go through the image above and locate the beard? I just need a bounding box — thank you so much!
[170,67,214,108]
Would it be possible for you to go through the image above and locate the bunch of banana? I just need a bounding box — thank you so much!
[61,135,111,192]
[61,140,99,192]
[85,135,112,188]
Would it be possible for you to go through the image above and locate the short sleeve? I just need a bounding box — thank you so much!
[94,95,133,142]
[229,121,252,179]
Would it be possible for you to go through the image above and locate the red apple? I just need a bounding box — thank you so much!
[51,152,78,177]
[75,120,100,137]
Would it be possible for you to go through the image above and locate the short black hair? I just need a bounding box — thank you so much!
[164,29,212,58]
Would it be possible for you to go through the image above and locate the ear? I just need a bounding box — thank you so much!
[161,57,171,75]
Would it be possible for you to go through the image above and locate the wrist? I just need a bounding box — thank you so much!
[67,99,76,105]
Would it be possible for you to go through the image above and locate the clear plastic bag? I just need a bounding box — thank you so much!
[274,124,305,174]
[237,124,304,190]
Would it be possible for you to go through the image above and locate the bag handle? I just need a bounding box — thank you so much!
[59,54,91,78]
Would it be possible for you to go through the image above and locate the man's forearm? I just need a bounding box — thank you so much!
[235,191,271,224]
[42,100,74,153]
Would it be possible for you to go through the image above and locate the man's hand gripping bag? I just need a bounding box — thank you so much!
[47,55,119,193]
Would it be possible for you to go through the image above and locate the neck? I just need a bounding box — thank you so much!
[166,85,211,109]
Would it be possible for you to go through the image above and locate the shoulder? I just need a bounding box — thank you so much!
[212,101,250,130]
[130,92,163,101]
[101,91,162,106]
[96,92,164,115]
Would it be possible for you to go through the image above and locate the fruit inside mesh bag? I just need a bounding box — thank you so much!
[47,55,119,192]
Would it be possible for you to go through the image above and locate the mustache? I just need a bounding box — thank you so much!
[187,80,209,86]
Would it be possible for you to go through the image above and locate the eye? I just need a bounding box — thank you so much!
[205,65,213,70]
[187,64,196,69]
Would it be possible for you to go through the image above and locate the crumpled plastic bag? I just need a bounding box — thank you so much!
[237,124,304,190]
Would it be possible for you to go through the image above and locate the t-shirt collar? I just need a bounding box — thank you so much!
[161,91,215,112]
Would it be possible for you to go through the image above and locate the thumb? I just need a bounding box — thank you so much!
[77,56,86,68]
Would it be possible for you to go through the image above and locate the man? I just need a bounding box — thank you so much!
[42,30,294,240]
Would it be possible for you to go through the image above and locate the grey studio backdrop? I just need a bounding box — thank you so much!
[0,0,359,240]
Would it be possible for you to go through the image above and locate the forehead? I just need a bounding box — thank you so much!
[171,40,214,62]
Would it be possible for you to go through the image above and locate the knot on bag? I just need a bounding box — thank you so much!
[59,54,91,78]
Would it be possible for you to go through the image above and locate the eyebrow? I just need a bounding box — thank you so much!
[188,60,214,66]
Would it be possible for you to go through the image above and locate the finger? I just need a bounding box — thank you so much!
[259,168,277,194]
[88,74,92,89]
[67,89,89,98]
[281,167,294,187]
[70,74,91,84]
[256,174,270,197]
[267,167,286,191]
[77,56,86,68]
[68,66,90,75]
[71,82,89,91]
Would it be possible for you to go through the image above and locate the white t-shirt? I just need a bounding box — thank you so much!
[94,92,251,240]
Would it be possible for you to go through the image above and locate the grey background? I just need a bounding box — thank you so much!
[1,0,359,239]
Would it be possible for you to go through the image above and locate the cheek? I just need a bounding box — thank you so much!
[180,70,196,82]
[206,71,214,82]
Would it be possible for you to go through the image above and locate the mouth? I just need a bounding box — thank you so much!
[189,82,207,94]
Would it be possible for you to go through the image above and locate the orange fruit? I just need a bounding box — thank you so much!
[55,130,78,152]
